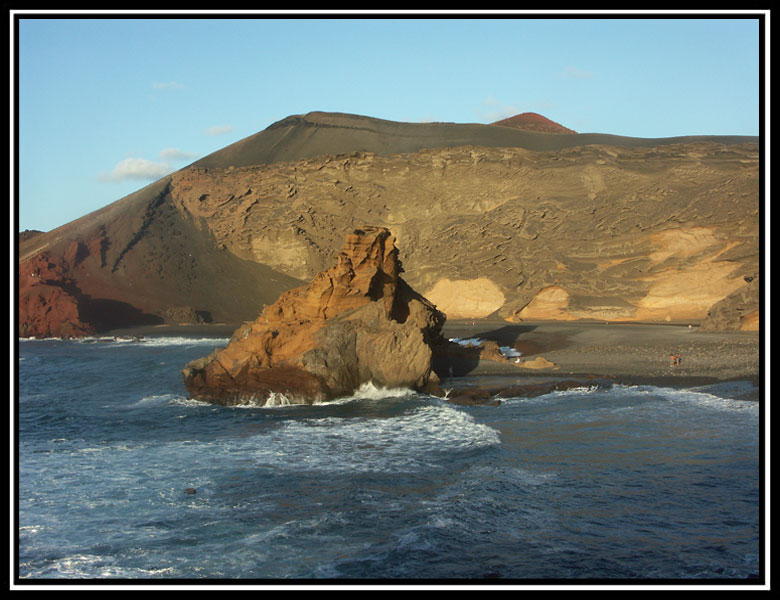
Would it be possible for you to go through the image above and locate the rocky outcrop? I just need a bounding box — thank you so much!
[181,227,446,405]
[159,306,210,325]
[446,378,611,406]
[18,253,94,338]
[700,274,760,331]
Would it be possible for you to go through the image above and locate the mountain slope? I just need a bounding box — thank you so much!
[190,111,755,168]
[18,112,760,336]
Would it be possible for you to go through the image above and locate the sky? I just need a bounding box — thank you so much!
[13,11,765,233]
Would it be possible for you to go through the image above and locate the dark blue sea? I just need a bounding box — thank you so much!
[16,335,763,585]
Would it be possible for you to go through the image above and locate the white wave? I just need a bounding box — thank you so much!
[318,381,416,405]
[28,553,177,579]
[603,383,759,411]
[264,392,300,407]
[502,383,758,412]
[449,337,522,358]
[547,384,605,396]
[500,345,523,358]
[241,402,501,473]
[449,336,484,347]
[222,382,416,408]
[169,396,214,408]
[130,336,230,347]
[19,524,43,534]
[21,335,229,347]
[132,393,181,407]
[653,386,759,413]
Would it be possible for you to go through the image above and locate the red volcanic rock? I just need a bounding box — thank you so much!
[492,113,577,134]
[182,227,446,405]
[18,254,94,338]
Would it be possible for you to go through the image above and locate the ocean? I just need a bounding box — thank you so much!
[15,334,763,585]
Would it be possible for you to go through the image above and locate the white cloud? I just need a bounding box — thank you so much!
[562,66,593,79]
[159,147,199,161]
[98,157,174,183]
[205,124,234,136]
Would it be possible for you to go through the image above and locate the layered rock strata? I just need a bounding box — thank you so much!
[181,227,446,405]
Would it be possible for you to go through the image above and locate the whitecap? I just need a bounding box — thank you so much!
[243,402,501,473]
[500,345,523,358]
[317,381,416,405]
[603,384,760,413]
[449,336,485,347]
[449,337,522,359]
[132,393,181,407]
[131,336,230,347]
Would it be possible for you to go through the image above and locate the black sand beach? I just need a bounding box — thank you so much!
[435,319,761,404]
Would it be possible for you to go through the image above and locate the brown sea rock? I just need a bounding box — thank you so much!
[181,227,446,405]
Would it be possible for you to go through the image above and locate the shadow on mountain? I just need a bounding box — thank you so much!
[79,297,164,332]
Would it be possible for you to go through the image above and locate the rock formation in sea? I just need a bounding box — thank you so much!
[18,111,760,336]
[181,226,446,405]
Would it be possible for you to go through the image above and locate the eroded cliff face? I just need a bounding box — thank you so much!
[168,142,759,326]
[181,227,446,405]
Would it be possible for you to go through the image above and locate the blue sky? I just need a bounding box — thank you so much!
[15,12,764,232]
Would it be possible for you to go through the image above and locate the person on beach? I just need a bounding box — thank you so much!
[670,352,676,367]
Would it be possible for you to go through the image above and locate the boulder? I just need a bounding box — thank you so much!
[181,227,446,405]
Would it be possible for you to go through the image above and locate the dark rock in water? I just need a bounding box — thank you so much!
[182,227,446,406]
[446,378,613,406]
[184,488,197,494]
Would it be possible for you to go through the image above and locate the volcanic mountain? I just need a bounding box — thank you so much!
[492,112,577,134]
[18,111,760,337]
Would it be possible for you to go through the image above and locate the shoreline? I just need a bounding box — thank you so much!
[22,319,758,403]
[99,319,762,394]
[104,322,242,339]
[436,319,761,403]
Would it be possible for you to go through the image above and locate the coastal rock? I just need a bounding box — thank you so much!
[516,356,559,370]
[447,378,612,406]
[18,253,94,338]
[181,227,446,405]
[160,305,210,325]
